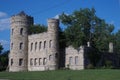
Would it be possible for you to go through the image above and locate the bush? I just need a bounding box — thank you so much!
[105,60,113,69]
[86,64,94,69]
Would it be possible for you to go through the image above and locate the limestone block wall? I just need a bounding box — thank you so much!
[28,32,50,71]
[28,32,59,71]
[47,19,59,69]
[65,46,84,70]
[9,12,33,72]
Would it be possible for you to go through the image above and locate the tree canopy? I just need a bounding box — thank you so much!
[28,24,47,35]
[0,43,3,54]
[60,8,115,52]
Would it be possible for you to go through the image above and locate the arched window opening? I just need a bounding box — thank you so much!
[34,58,37,66]
[49,55,52,61]
[49,40,52,48]
[39,58,41,65]
[20,42,23,50]
[31,43,33,51]
[75,56,78,65]
[19,58,23,66]
[11,29,14,35]
[11,43,13,50]
[35,42,37,51]
[20,28,23,35]
[11,59,13,66]
[69,57,73,65]
[55,53,58,58]
[44,41,46,49]
[39,42,42,50]
[43,58,47,65]
[30,58,33,66]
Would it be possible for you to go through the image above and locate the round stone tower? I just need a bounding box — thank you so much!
[47,18,59,70]
[9,11,33,72]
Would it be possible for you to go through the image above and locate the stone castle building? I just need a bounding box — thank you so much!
[9,11,119,72]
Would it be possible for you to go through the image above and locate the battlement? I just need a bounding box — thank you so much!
[12,11,33,18]
[48,18,59,23]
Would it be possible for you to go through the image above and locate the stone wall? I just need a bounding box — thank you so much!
[9,11,87,72]
[28,19,59,71]
[65,46,84,70]
[9,11,33,72]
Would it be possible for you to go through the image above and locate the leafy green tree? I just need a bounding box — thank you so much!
[0,50,9,71]
[60,8,96,48]
[92,19,115,52]
[60,8,116,67]
[28,24,47,35]
[60,8,115,52]
[114,30,120,54]
[0,43,3,54]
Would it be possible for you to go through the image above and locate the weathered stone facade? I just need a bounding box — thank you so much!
[65,46,84,70]
[9,12,85,72]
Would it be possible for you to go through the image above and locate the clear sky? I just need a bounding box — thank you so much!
[0,0,120,51]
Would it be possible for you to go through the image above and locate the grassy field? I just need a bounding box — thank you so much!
[0,69,120,80]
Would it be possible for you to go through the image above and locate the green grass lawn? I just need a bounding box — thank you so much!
[0,69,120,80]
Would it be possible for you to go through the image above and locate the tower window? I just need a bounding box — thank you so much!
[19,58,23,66]
[35,42,37,51]
[49,55,52,61]
[11,29,14,35]
[11,43,13,50]
[11,59,13,66]
[39,42,42,50]
[55,53,58,58]
[75,56,78,65]
[20,28,23,35]
[20,42,23,50]
[44,41,46,49]
[49,40,52,48]
[31,43,33,51]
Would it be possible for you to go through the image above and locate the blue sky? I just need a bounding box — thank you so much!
[0,0,120,51]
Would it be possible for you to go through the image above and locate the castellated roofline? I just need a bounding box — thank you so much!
[48,18,59,23]
[11,11,33,18]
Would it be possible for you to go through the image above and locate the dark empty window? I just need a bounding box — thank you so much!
[31,43,33,51]
[11,43,13,49]
[20,42,23,50]
[34,58,37,66]
[44,41,46,49]
[30,58,33,66]
[35,42,37,51]
[49,55,52,60]
[20,28,23,35]
[43,58,47,65]
[11,29,14,35]
[39,58,41,65]
[75,56,78,65]
[69,57,73,65]
[11,59,13,66]
[19,58,23,66]
[55,53,58,58]
[39,42,42,50]
[49,40,52,48]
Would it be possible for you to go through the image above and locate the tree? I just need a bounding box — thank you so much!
[28,24,47,35]
[0,43,3,54]
[114,30,120,54]
[60,8,115,52]
[91,19,115,52]
[60,8,98,48]
[60,8,116,67]
[0,50,9,71]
